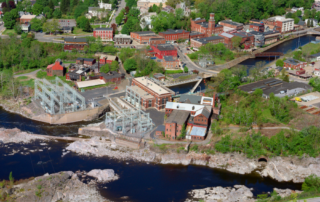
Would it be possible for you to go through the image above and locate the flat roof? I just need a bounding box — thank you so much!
[220,20,243,26]
[76,79,105,88]
[134,77,170,95]
[165,102,204,111]
[159,29,190,35]
[20,15,36,19]
[155,44,176,51]
[190,126,206,137]
[192,36,224,44]
[220,32,234,38]
[130,85,154,99]
[131,31,155,36]
[94,28,113,31]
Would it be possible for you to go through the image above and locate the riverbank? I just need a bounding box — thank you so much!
[1,169,118,202]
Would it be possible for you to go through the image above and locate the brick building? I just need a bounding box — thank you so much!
[191,13,223,37]
[47,59,65,76]
[264,16,294,33]
[98,71,125,84]
[165,110,190,140]
[99,55,118,64]
[190,36,224,48]
[114,34,131,44]
[219,31,254,49]
[158,29,190,43]
[127,77,175,110]
[284,58,307,69]
[20,15,36,24]
[76,58,96,65]
[153,73,165,81]
[189,31,206,39]
[161,56,180,69]
[149,37,166,46]
[263,30,281,45]
[151,44,177,59]
[249,22,265,32]
[130,31,158,44]
[64,38,88,51]
[93,27,113,41]
[219,20,243,31]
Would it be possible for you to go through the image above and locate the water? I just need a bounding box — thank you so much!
[168,81,206,94]
[0,107,303,201]
[240,35,316,69]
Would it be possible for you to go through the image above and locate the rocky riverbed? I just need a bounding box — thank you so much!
[0,128,47,144]
[3,169,118,202]
[65,137,320,183]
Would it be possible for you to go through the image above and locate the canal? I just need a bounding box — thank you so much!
[240,35,316,69]
[0,107,302,201]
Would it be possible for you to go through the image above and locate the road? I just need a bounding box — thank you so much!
[175,44,218,75]
[298,197,320,202]
[110,0,126,26]
[13,69,42,78]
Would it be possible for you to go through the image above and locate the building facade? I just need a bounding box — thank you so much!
[93,28,113,41]
[249,22,265,32]
[130,31,158,44]
[219,20,243,31]
[64,38,89,51]
[265,16,294,33]
[149,37,166,46]
[158,29,190,43]
[165,110,190,140]
[100,55,118,64]
[191,13,223,37]
[284,58,307,69]
[47,59,65,76]
[161,56,180,69]
[151,44,177,59]
[114,34,131,44]
[76,58,96,65]
[190,36,224,48]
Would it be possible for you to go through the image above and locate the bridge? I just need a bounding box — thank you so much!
[255,52,284,58]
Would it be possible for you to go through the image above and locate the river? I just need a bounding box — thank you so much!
[0,107,302,201]
[240,35,316,69]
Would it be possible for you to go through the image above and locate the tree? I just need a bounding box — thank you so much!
[30,18,43,31]
[115,12,123,24]
[123,58,137,72]
[32,3,43,15]
[53,8,62,18]
[9,172,14,184]
[311,20,314,27]
[231,36,242,50]
[253,88,263,97]
[296,10,302,17]
[100,64,110,73]
[283,75,289,82]
[125,6,129,14]
[14,23,22,34]
[111,23,117,34]
[110,61,119,71]
[48,0,54,10]
[302,174,320,192]
[3,12,15,29]
[83,20,92,32]
[175,8,184,20]
[307,19,311,27]
[179,124,186,139]
[275,59,284,67]
[184,66,188,73]
[294,17,300,24]
[60,0,69,14]
[42,19,60,34]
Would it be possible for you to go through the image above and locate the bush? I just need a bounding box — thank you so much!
[36,71,47,79]
[190,145,198,152]
[165,70,183,74]
[302,174,320,192]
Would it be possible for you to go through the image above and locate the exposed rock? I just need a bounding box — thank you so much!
[186,185,255,202]
[87,169,119,182]
[274,188,303,198]
[12,170,117,202]
[260,157,320,183]
[0,128,47,144]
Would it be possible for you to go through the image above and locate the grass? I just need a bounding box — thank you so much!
[62,60,75,63]
[91,25,107,28]
[16,76,29,80]
[79,82,114,91]
[2,29,16,35]
[72,27,91,35]
[301,43,320,55]
[19,79,35,88]
[36,70,74,87]
[213,57,226,65]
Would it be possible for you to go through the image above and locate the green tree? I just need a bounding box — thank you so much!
[48,0,54,10]
[179,124,186,139]
[110,61,119,71]
[184,66,188,73]
[302,174,320,192]
[115,12,124,24]
[43,6,53,18]
[283,75,289,82]
[123,58,137,72]
[14,23,22,34]
[307,19,311,27]
[30,18,43,31]
[175,8,184,20]
[253,88,263,97]
[275,59,284,67]
[53,8,62,18]
[3,12,15,29]
[100,64,110,73]
[42,19,60,34]
[83,20,92,32]
[9,172,14,184]
[296,10,302,17]
[32,3,44,15]
[231,36,242,50]
[311,20,314,27]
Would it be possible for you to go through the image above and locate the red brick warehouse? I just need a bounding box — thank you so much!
[191,13,223,37]
[151,44,177,59]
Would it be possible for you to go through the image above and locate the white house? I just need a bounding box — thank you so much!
[305,18,319,27]
[314,70,320,76]
[140,12,157,29]
[98,0,112,10]
[291,7,304,12]
[86,7,108,19]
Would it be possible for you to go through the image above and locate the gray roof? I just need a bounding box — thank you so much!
[190,31,204,36]
[64,38,88,43]
[159,29,190,35]
[309,52,320,58]
[296,20,306,26]
[156,44,176,51]
[153,73,165,78]
[100,71,124,80]
[195,21,222,28]
[77,58,95,62]
[192,36,224,44]
[249,23,263,26]
[199,107,210,119]
[94,28,113,31]
[163,56,176,61]
[179,94,202,104]
[220,20,243,26]
[155,124,165,132]
[284,58,303,65]
[131,31,155,35]
[166,110,190,125]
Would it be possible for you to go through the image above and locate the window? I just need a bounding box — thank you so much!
[149,100,152,107]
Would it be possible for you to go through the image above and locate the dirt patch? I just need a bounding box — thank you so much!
[254,129,282,137]
[289,113,320,130]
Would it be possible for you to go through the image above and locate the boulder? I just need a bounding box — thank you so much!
[274,188,303,198]
[87,169,118,182]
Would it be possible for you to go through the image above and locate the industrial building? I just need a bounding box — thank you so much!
[34,77,86,114]
[125,77,175,110]
[191,13,223,37]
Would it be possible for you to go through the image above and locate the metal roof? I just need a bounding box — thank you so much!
[155,44,176,51]
[155,124,165,132]
[220,20,243,26]
[190,126,206,137]
[159,29,190,35]
[94,28,113,31]
[220,32,234,38]
[163,56,176,61]
[77,79,105,88]
[179,94,202,104]
[166,110,190,125]
[192,36,224,44]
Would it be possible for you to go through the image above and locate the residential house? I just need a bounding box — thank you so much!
[284,58,307,69]
[21,23,30,32]
[176,2,190,16]
[162,5,174,13]
[137,0,166,9]
[86,7,108,19]
[48,19,76,34]
[93,27,113,41]
[98,0,112,9]
[140,12,156,29]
